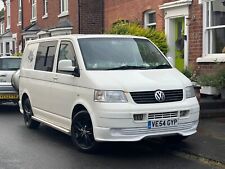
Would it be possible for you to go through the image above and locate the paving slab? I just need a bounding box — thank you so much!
[169,118,225,164]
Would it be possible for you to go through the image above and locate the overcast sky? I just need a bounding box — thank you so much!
[0,1,3,10]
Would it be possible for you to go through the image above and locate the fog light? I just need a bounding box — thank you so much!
[180,110,189,117]
[133,114,144,121]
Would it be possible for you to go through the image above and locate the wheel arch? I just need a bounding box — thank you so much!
[72,104,88,120]
[71,102,97,128]
[21,93,29,103]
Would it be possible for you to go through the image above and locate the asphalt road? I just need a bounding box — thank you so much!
[0,104,218,169]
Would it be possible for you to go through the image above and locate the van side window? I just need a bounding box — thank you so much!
[34,41,57,72]
[57,41,77,73]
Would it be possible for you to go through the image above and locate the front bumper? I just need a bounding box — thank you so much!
[0,85,19,103]
[91,97,200,142]
[94,121,198,142]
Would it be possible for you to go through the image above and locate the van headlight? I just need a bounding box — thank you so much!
[94,90,128,103]
[185,86,195,99]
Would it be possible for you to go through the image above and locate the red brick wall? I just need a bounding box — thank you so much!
[10,0,20,50]
[188,0,203,69]
[69,0,79,33]
[23,0,32,29]
[34,0,103,34]
[197,63,225,76]
[104,0,165,32]
[36,0,79,33]
[37,0,59,30]
[79,0,104,34]
[4,0,32,51]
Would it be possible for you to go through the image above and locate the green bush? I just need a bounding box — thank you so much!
[197,74,218,87]
[182,68,198,82]
[107,21,168,55]
[14,52,23,56]
[215,68,225,90]
[197,68,225,89]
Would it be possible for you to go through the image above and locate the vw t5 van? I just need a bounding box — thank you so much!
[19,35,199,152]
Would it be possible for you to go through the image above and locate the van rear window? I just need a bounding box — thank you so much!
[34,41,57,72]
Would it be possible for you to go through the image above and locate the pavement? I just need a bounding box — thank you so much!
[199,98,225,118]
[167,117,225,165]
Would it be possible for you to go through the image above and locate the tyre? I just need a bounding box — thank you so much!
[71,110,98,153]
[22,97,40,129]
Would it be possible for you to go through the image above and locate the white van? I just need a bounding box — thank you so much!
[19,35,199,152]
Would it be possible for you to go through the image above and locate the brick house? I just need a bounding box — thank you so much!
[2,0,103,54]
[2,0,225,73]
[104,0,225,73]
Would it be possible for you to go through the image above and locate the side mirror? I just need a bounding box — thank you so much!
[58,60,80,77]
[58,60,74,72]
[167,56,174,66]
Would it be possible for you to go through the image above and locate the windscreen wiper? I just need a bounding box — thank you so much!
[151,64,172,69]
[107,65,149,70]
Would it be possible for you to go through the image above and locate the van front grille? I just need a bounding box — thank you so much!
[148,112,178,120]
[130,89,183,104]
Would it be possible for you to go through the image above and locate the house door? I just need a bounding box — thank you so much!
[165,16,188,72]
[162,1,191,71]
[175,17,185,71]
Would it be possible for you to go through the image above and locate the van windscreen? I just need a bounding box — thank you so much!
[78,38,171,70]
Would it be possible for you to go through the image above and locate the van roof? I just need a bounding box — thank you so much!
[26,34,147,44]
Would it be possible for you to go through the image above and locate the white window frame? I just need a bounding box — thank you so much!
[58,0,69,18]
[199,0,225,62]
[42,0,48,18]
[144,11,156,29]
[6,0,10,30]
[18,0,22,25]
[0,21,4,35]
[31,0,37,22]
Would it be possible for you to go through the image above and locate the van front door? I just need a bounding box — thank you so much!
[50,40,79,130]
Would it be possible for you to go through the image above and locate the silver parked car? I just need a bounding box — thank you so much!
[0,56,21,104]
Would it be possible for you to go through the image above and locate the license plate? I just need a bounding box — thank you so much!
[0,94,19,100]
[148,119,178,129]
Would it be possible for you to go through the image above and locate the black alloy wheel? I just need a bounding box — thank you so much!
[22,97,40,129]
[71,110,98,153]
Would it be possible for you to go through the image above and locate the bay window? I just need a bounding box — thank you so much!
[43,0,48,17]
[204,0,225,56]
[61,0,68,13]
[6,0,10,29]
[31,0,37,21]
[18,0,22,24]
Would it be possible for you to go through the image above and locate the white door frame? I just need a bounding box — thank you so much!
[160,0,192,68]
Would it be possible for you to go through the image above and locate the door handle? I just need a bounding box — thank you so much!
[0,74,6,77]
[53,76,58,80]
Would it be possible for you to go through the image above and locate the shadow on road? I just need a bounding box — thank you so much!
[0,104,19,114]
[35,123,192,157]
